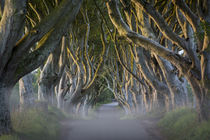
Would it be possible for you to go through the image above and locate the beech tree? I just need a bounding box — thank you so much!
[106,0,210,121]
[1,0,210,136]
[0,0,82,135]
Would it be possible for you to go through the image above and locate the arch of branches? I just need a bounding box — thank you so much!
[0,0,209,135]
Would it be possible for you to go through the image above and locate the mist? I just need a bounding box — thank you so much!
[60,102,163,140]
[0,0,210,139]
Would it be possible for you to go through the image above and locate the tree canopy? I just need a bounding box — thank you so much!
[0,0,210,135]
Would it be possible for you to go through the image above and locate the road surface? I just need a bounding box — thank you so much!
[61,102,163,140]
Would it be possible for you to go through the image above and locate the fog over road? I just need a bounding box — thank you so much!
[61,102,163,140]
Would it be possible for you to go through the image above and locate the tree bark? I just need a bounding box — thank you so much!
[0,85,12,135]
[0,0,27,76]
[186,75,210,121]
[56,71,70,109]
[155,56,188,107]
[38,37,66,104]
[19,73,35,111]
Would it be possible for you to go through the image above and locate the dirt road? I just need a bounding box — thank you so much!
[61,102,163,140]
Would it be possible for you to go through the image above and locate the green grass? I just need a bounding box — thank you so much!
[158,107,210,140]
[0,104,67,140]
[0,135,20,140]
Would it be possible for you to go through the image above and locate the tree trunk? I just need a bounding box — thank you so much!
[19,73,35,111]
[201,91,210,120]
[57,93,64,109]
[38,37,66,105]
[157,92,166,111]
[155,56,188,108]
[38,82,55,104]
[143,92,149,112]
[0,86,12,135]
[187,75,210,121]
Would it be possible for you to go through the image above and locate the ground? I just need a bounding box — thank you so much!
[61,102,164,140]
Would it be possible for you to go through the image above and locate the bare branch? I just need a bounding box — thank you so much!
[10,0,82,66]
[9,1,82,83]
[106,0,193,76]
[172,0,201,34]
[132,0,187,50]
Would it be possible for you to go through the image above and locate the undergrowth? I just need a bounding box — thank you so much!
[158,107,210,140]
[0,104,67,140]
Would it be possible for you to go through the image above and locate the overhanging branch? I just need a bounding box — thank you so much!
[106,0,194,77]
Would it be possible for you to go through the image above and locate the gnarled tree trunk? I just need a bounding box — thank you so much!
[0,0,82,134]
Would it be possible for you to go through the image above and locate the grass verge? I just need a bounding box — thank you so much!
[158,107,210,140]
[0,104,67,140]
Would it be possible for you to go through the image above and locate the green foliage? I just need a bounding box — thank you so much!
[201,21,210,36]
[158,107,210,140]
[194,21,210,43]
[0,105,66,140]
[95,89,114,104]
